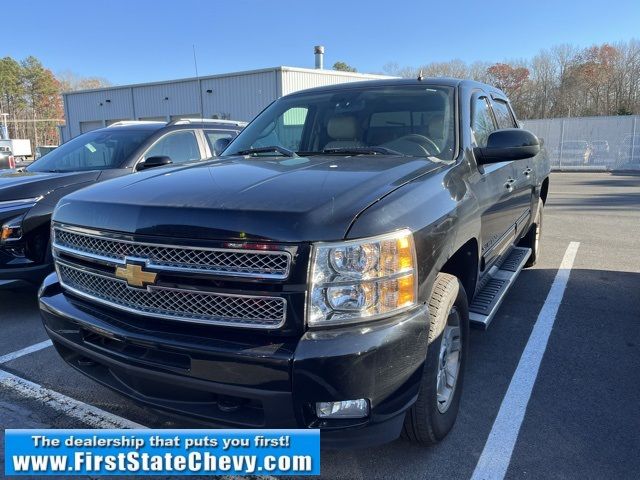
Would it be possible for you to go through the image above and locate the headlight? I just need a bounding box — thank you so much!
[1,216,23,243]
[307,229,417,327]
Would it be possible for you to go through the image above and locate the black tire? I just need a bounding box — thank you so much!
[521,200,543,268]
[402,273,469,445]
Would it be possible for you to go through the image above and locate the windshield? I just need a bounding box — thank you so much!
[28,130,153,173]
[223,85,456,160]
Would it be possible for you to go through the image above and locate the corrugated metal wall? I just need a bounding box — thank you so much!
[280,68,389,96]
[64,87,134,138]
[61,67,392,141]
[201,70,277,121]
[133,80,201,120]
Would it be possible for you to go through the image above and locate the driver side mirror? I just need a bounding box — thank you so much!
[136,156,172,171]
[213,137,232,156]
[474,129,540,165]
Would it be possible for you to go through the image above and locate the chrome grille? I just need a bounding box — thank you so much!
[53,227,291,279]
[57,262,286,328]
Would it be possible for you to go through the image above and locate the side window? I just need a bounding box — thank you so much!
[143,130,201,164]
[472,97,496,148]
[491,99,517,129]
[204,130,236,155]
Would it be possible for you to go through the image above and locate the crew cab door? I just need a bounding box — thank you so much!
[471,92,517,268]
[490,95,532,235]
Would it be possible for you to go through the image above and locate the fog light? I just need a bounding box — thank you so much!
[315,399,369,419]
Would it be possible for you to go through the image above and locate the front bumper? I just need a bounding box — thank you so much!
[39,272,429,447]
[0,258,52,289]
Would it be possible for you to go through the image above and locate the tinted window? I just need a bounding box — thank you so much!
[144,130,200,164]
[492,99,517,129]
[204,130,237,155]
[224,86,456,160]
[28,130,152,173]
[251,107,309,152]
[369,111,411,126]
[472,97,496,148]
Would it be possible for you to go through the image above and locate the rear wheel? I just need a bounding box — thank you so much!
[521,200,543,268]
[402,273,469,445]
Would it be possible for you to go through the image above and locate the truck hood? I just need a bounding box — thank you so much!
[54,155,444,242]
[0,169,101,203]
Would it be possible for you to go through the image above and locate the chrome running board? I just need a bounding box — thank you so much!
[469,246,531,329]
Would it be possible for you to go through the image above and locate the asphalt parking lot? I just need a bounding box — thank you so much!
[1,172,639,479]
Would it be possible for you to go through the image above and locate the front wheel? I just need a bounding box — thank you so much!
[402,273,469,445]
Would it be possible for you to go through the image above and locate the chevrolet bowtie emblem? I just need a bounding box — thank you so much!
[115,263,157,288]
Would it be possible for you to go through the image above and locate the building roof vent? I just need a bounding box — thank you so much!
[314,45,325,70]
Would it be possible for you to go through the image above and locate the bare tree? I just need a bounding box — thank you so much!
[381,39,640,119]
[57,70,112,92]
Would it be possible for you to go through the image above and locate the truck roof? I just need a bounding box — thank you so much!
[289,77,505,97]
[104,119,247,132]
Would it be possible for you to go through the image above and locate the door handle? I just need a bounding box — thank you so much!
[504,178,515,192]
[522,167,533,176]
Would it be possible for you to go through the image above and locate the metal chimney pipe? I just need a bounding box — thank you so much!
[314,45,324,69]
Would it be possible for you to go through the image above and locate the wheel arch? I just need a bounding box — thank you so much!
[439,237,479,301]
[540,177,550,204]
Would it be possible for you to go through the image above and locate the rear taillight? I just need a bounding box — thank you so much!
[8,155,15,169]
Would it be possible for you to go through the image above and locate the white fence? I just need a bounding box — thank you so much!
[523,115,640,171]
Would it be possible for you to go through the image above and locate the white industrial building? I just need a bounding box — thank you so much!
[60,63,391,142]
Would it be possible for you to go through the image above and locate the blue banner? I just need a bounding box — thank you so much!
[4,429,320,476]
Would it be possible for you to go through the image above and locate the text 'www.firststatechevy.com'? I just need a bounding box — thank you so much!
[5,429,320,476]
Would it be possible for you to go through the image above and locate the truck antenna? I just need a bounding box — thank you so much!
[193,45,205,122]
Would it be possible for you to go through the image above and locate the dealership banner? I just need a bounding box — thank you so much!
[4,429,320,476]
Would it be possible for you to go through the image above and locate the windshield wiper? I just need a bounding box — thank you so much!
[321,146,405,156]
[235,146,297,158]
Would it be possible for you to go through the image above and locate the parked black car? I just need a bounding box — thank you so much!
[0,147,15,170]
[40,79,549,447]
[0,119,245,289]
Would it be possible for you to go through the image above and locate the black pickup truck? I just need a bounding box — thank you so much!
[39,79,550,447]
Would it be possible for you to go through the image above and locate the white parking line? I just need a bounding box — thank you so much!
[471,241,580,480]
[0,369,147,429]
[0,339,53,364]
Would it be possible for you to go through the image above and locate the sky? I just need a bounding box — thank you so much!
[3,0,640,85]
